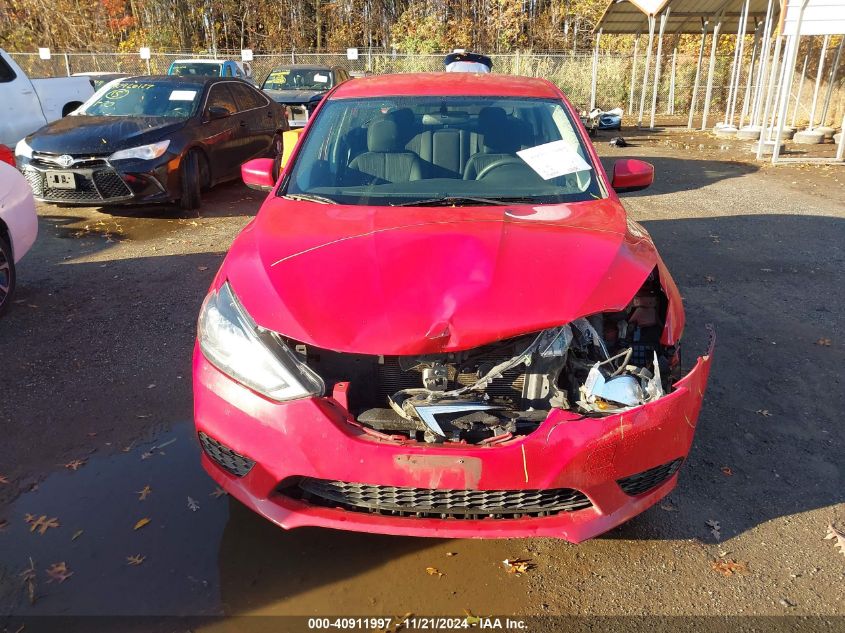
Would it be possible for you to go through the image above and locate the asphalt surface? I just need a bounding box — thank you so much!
[0,128,843,631]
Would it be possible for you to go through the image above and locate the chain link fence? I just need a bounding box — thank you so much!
[8,49,844,126]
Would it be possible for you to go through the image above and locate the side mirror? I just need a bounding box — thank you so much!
[242,158,276,191]
[206,106,230,121]
[306,93,325,114]
[612,159,654,193]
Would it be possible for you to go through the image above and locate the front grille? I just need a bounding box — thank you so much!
[617,458,683,496]
[285,477,593,519]
[198,432,255,477]
[23,167,132,202]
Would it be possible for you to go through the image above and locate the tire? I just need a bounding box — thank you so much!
[0,235,15,317]
[270,133,283,182]
[179,150,202,211]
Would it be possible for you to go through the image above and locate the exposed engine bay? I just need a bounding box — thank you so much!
[287,271,680,445]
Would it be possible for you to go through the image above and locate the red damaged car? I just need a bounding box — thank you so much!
[193,73,714,541]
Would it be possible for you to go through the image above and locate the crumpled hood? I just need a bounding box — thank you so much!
[223,200,662,355]
[264,89,324,105]
[27,116,183,155]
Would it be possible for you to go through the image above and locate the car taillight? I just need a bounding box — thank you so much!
[0,145,14,166]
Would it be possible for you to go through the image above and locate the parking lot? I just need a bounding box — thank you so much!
[1,128,843,629]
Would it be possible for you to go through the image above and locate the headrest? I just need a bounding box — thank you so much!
[367,119,399,152]
[387,107,415,130]
[478,106,507,129]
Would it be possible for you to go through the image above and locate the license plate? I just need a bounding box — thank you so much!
[46,171,76,189]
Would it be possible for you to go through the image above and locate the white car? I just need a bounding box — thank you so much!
[0,161,38,315]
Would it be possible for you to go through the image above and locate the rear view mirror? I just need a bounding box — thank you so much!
[242,158,276,191]
[611,159,654,193]
[206,106,230,121]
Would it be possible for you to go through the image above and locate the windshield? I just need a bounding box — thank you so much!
[263,68,333,91]
[80,81,201,118]
[282,96,602,206]
[169,62,222,77]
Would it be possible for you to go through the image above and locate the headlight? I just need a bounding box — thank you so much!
[198,282,324,402]
[109,140,170,161]
[15,138,33,158]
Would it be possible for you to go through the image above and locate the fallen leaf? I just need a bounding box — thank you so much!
[711,559,748,576]
[463,609,481,625]
[20,558,37,604]
[659,501,679,512]
[126,554,146,566]
[140,451,154,460]
[706,519,721,540]
[705,275,716,283]
[815,338,832,347]
[721,466,733,476]
[133,518,150,531]
[824,523,845,558]
[425,566,444,577]
[0,518,8,530]
[187,496,200,512]
[197,266,209,271]
[28,515,60,535]
[446,552,457,556]
[136,485,152,501]
[756,409,772,417]
[147,384,156,389]
[502,558,534,575]
[87,432,98,437]
[63,459,86,471]
[0,475,9,484]
[45,562,73,583]
[71,530,83,541]
[209,487,227,499]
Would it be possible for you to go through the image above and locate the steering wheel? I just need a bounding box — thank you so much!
[475,156,528,180]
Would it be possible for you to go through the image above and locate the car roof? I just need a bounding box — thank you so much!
[114,75,227,87]
[330,72,562,100]
[270,64,336,71]
[171,59,228,64]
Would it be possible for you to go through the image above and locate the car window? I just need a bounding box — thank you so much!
[170,62,222,77]
[283,96,601,206]
[224,65,234,77]
[80,80,201,118]
[206,84,238,115]
[229,82,267,111]
[263,68,332,91]
[0,57,16,83]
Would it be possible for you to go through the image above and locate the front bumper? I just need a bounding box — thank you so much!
[193,337,714,541]
[17,154,178,206]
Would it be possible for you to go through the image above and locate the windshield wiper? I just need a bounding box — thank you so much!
[392,196,537,207]
[282,193,336,205]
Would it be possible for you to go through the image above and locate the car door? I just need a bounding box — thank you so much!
[201,82,248,181]
[228,82,276,161]
[0,54,47,146]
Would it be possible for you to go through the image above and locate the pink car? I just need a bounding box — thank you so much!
[193,73,714,541]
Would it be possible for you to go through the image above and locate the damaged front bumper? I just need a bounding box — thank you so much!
[192,333,714,541]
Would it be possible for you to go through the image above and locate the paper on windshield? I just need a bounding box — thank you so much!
[313,74,329,83]
[517,140,592,180]
[169,90,197,101]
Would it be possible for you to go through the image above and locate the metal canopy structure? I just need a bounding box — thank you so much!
[597,0,774,34]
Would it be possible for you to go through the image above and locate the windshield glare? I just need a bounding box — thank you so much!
[169,62,222,77]
[283,96,601,206]
[81,81,201,118]
[263,68,333,91]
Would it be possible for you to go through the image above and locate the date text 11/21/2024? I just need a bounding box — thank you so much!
[307,617,528,630]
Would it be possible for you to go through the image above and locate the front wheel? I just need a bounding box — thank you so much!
[179,150,202,211]
[0,235,16,317]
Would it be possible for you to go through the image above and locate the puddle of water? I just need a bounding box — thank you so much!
[1,424,537,620]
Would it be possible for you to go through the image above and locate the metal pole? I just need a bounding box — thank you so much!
[791,54,809,127]
[63,53,71,76]
[750,0,775,127]
[638,15,656,127]
[688,20,709,129]
[728,0,750,124]
[756,34,783,160]
[739,22,761,128]
[723,1,747,125]
[807,34,830,130]
[701,15,724,130]
[837,113,845,160]
[819,36,844,128]
[649,9,669,129]
[590,28,602,111]
[629,32,641,115]
[772,35,800,163]
[668,46,678,115]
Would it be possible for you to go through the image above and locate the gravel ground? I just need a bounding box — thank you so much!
[0,128,842,630]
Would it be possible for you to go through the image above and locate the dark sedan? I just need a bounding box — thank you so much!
[15,76,288,210]
[261,65,349,127]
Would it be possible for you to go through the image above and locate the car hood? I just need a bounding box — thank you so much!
[27,116,184,155]
[223,200,664,355]
[263,89,324,104]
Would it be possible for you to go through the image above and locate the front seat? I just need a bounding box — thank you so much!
[348,119,423,184]
[463,106,520,180]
